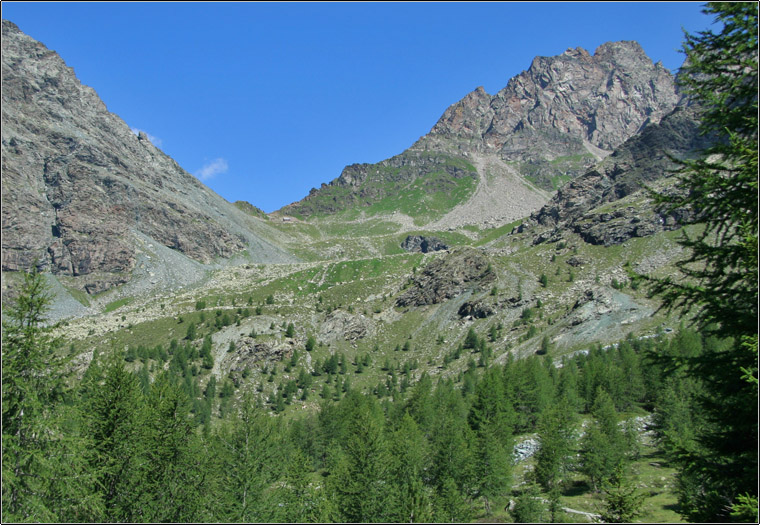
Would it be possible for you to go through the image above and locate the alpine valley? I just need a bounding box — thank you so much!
[2,9,757,523]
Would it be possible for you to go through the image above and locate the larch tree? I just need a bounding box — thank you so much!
[642,3,758,520]
[2,267,100,522]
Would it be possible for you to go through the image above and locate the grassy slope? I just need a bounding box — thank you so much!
[58,217,689,398]
[46,179,696,522]
[281,152,478,223]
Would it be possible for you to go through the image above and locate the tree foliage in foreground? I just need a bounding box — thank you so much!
[647,1,758,342]
[643,3,758,521]
[2,268,100,522]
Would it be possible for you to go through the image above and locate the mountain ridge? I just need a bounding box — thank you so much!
[527,100,710,246]
[1,19,295,296]
[279,40,681,226]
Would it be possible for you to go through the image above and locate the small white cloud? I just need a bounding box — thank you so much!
[130,127,163,147]
[195,158,228,181]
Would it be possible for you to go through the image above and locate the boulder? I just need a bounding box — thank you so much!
[401,235,449,253]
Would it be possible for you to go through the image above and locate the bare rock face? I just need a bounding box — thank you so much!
[458,299,495,319]
[401,235,448,253]
[528,101,708,246]
[563,286,652,334]
[396,248,495,307]
[319,310,373,343]
[1,20,292,293]
[423,42,679,158]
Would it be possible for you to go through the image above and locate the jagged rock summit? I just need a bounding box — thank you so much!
[421,42,679,156]
[1,20,294,295]
[282,41,681,228]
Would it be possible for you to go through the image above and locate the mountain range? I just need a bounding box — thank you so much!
[2,17,707,383]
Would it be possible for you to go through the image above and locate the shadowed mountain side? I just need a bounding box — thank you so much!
[527,102,709,246]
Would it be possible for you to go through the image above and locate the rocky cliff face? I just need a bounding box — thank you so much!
[401,235,448,254]
[2,20,293,294]
[527,100,709,246]
[283,41,681,222]
[425,42,678,152]
[416,42,680,185]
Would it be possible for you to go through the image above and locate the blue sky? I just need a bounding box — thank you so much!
[3,2,714,212]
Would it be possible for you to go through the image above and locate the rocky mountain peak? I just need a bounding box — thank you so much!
[429,86,493,139]
[281,40,682,224]
[592,40,648,61]
[423,40,679,156]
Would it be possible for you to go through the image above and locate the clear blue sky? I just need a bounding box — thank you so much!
[2,2,714,212]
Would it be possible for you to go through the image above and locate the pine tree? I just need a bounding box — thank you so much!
[474,421,512,515]
[129,372,206,522]
[433,477,473,523]
[210,391,284,522]
[581,388,626,491]
[80,355,145,521]
[508,356,555,432]
[185,321,196,340]
[466,367,514,514]
[599,463,645,523]
[555,358,583,413]
[535,335,548,356]
[429,381,477,497]
[463,327,479,349]
[386,413,433,523]
[468,367,513,439]
[328,391,391,522]
[404,373,435,431]
[511,483,547,523]
[273,448,328,522]
[617,341,646,410]
[653,374,704,458]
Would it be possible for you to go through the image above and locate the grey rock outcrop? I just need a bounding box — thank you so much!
[401,235,449,253]
[513,436,541,462]
[396,248,495,307]
[562,286,653,336]
[319,310,373,343]
[529,101,708,246]
[458,299,495,319]
[2,20,294,294]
